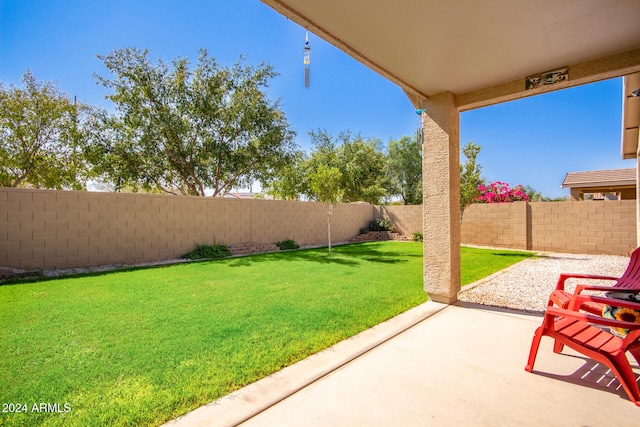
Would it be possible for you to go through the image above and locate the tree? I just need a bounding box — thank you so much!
[263,150,307,200]
[308,165,343,255]
[522,185,562,202]
[336,132,388,204]
[0,71,90,189]
[264,129,389,204]
[88,47,296,196]
[387,135,422,204]
[460,141,484,221]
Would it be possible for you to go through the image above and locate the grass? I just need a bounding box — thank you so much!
[460,246,534,286]
[0,242,533,426]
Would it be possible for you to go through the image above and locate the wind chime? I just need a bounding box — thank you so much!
[304,32,311,88]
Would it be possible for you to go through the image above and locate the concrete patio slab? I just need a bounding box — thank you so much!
[166,302,639,427]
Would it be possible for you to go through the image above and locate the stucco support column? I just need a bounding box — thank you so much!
[422,92,460,304]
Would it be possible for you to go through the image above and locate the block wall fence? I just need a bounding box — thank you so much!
[381,200,637,256]
[0,188,373,270]
[1,188,636,271]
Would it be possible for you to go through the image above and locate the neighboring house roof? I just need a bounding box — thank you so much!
[562,168,636,189]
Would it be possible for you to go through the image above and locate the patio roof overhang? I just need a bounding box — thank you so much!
[261,0,640,303]
[261,0,640,110]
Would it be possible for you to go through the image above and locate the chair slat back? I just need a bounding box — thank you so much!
[615,247,640,290]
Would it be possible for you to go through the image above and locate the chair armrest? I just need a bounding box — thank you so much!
[546,305,640,331]
[570,293,640,311]
[573,284,640,294]
[555,273,618,291]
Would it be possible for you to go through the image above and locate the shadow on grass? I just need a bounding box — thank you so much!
[493,252,535,258]
[227,249,361,267]
[226,243,412,268]
[0,262,184,286]
[0,243,415,285]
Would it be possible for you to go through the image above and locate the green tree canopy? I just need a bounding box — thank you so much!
[266,129,388,204]
[387,135,422,205]
[460,141,484,221]
[0,71,90,189]
[336,132,388,204]
[262,150,307,200]
[522,185,562,202]
[88,47,296,196]
[308,164,344,205]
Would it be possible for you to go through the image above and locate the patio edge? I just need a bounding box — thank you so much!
[162,300,448,427]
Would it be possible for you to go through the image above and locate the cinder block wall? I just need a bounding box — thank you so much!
[377,205,423,236]
[460,202,528,250]
[382,200,636,256]
[0,188,373,270]
[528,200,636,255]
[3,188,635,270]
[460,200,636,255]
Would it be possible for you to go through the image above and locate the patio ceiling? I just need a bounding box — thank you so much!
[262,0,640,110]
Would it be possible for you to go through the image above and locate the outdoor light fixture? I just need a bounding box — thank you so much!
[632,88,640,97]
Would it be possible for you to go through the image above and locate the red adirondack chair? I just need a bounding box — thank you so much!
[553,247,640,314]
[526,292,640,406]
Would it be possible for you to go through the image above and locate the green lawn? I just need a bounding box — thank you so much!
[460,246,534,286]
[0,242,532,426]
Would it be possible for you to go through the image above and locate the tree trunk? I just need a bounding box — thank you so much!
[328,209,332,255]
[327,203,334,255]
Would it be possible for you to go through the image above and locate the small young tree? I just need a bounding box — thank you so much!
[308,165,343,255]
[303,129,389,204]
[459,141,484,222]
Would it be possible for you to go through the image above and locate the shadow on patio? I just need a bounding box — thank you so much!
[165,301,638,426]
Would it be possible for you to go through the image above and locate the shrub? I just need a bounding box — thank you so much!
[368,217,394,232]
[182,244,231,260]
[412,231,423,242]
[275,239,299,250]
[477,181,530,203]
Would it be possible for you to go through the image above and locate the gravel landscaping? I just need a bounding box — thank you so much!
[458,251,631,313]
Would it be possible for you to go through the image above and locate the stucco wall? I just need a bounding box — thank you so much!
[0,188,374,270]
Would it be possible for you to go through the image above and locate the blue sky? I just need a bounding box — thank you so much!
[1,0,632,198]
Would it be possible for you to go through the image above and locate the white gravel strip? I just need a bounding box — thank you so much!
[458,252,631,313]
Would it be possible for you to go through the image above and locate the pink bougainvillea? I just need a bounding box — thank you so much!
[477,181,529,203]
